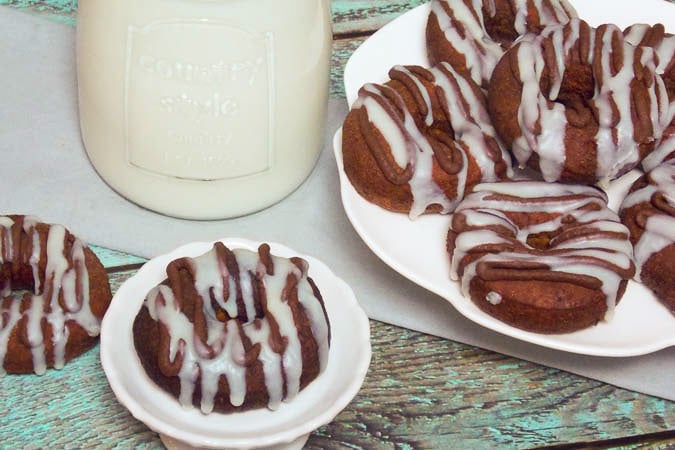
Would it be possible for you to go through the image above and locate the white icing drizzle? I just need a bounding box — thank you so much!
[142,244,330,414]
[449,182,635,321]
[0,216,100,375]
[353,63,511,218]
[355,82,451,218]
[0,300,21,376]
[620,160,675,280]
[0,216,14,266]
[28,223,42,294]
[512,33,568,181]
[428,0,577,87]
[486,291,503,305]
[26,296,47,374]
[510,19,670,183]
[642,128,675,172]
[623,24,675,77]
[634,215,675,282]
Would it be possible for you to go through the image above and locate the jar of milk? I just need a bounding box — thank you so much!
[76,0,332,219]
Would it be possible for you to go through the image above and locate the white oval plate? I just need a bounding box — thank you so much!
[100,238,371,449]
[335,0,675,357]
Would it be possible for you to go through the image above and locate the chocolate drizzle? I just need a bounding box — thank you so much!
[652,191,675,217]
[476,260,603,289]
[138,242,331,414]
[356,95,414,185]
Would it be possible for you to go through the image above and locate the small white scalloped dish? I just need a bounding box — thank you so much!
[100,238,371,449]
[334,0,675,356]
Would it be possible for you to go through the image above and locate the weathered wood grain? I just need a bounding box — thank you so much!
[306,324,675,449]
[92,245,146,269]
[331,37,369,97]
[2,264,672,449]
[1,1,674,448]
[89,253,675,449]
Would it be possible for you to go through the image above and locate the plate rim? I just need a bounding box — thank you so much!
[336,0,675,357]
[333,126,675,357]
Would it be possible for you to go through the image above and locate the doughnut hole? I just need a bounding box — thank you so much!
[526,231,556,250]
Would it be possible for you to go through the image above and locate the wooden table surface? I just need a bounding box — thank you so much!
[1,0,674,449]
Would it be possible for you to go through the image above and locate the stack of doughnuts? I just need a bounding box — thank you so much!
[340,0,674,333]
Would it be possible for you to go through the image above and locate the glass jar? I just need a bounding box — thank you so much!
[76,0,332,219]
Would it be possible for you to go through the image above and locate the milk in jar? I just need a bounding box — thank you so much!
[76,0,332,219]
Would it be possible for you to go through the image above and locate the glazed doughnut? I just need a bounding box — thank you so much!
[488,18,671,184]
[133,242,331,413]
[447,181,635,334]
[426,0,577,88]
[342,63,512,219]
[0,215,112,374]
[619,160,675,314]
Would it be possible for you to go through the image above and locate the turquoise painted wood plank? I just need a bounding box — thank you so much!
[332,37,369,97]
[0,0,77,25]
[90,245,146,268]
[0,0,75,8]
[331,0,426,34]
[3,0,673,33]
[0,0,426,32]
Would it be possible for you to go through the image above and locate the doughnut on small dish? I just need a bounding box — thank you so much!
[100,238,370,450]
[133,241,331,414]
